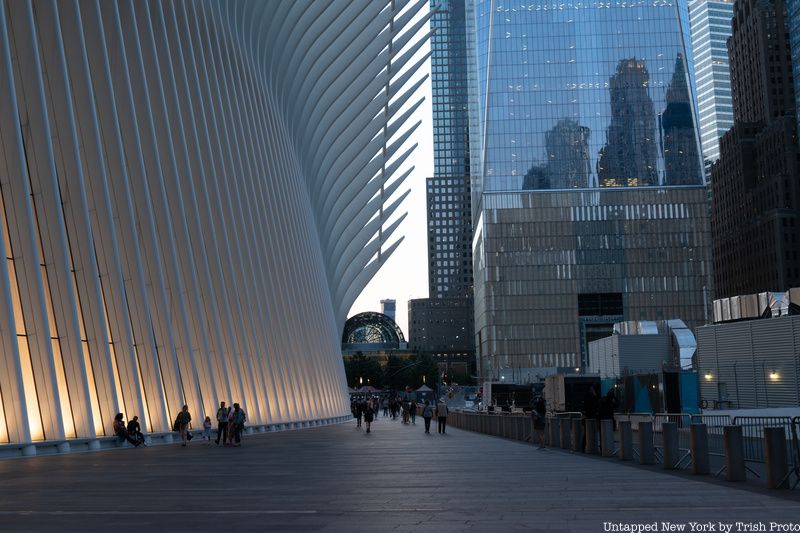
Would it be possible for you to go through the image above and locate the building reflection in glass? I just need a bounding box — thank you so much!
[598,58,658,187]
[474,0,704,191]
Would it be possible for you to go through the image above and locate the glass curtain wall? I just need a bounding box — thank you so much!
[473,0,705,192]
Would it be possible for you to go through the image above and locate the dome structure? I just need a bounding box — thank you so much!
[342,312,406,348]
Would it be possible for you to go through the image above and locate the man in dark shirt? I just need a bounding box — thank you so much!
[126,416,145,446]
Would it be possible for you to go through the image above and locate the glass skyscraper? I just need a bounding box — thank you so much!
[468,0,712,380]
[408,0,475,375]
[471,0,704,193]
[689,0,734,167]
[429,0,473,299]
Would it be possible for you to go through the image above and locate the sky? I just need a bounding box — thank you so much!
[348,5,434,338]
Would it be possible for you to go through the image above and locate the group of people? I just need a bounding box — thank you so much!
[210,401,248,447]
[350,395,450,435]
[351,397,378,433]
[582,385,618,428]
[113,413,146,447]
[112,400,248,448]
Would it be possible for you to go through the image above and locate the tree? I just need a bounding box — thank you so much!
[383,355,408,391]
[411,353,440,389]
[343,355,382,388]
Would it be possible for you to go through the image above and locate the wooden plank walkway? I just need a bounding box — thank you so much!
[0,414,797,532]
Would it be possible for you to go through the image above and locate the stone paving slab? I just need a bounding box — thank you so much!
[0,415,797,532]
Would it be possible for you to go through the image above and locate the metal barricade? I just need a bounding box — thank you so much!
[732,416,794,466]
[615,412,653,431]
[690,414,731,459]
[690,414,731,428]
[653,413,692,432]
[790,417,800,490]
[653,414,693,468]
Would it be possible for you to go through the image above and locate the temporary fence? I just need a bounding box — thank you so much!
[445,409,800,489]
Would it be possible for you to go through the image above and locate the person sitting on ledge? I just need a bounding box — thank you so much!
[126,415,146,447]
[113,413,141,447]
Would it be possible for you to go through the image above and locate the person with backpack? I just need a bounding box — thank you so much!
[175,405,192,447]
[363,403,374,434]
[215,401,231,445]
[231,403,247,446]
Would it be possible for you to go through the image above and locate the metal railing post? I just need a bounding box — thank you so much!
[639,421,655,465]
[690,423,709,475]
[585,418,598,454]
[571,418,584,452]
[764,426,789,489]
[550,417,560,447]
[601,419,615,457]
[723,425,746,481]
[662,422,679,469]
[619,421,633,460]
[560,415,571,450]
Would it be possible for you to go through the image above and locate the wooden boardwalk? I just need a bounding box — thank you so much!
[0,414,798,532]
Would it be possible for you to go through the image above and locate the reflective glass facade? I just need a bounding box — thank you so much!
[432,0,471,177]
[467,0,712,380]
[412,0,477,361]
[429,0,474,299]
[689,0,734,166]
[473,0,705,191]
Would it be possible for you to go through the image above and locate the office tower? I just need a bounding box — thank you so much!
[689,0,735,167]
[711,0,800,298]
[380,299,397,322]
[0,0,427,449]
[468,0,712,381]
[408,0,475,379]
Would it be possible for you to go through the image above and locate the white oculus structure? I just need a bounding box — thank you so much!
[0,0,429,454]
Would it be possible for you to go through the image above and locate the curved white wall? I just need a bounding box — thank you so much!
[0,0,426,446]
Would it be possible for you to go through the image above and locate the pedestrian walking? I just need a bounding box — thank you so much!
[355,399,363,428]
[363,404,374,433]
[203,416,213,443]
[422,400,433,434]
[215,401,230,445]
[436,398,449,435]
[382,398,389,417]
[409,398,417,425]
[174,405,192,447]
[531,395,547,449]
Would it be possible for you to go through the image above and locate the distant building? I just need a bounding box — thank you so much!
[710,0,800,298]
[689,0,735,168]
[342,312,406,352]
[408,0,475,378]
[380,299,396,323]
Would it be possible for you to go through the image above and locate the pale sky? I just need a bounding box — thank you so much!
[348,6,434,338]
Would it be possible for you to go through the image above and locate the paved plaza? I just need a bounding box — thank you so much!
[0,416,798,532]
